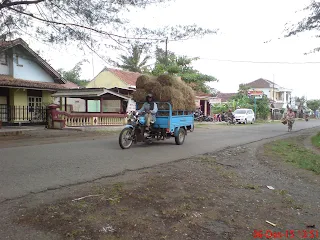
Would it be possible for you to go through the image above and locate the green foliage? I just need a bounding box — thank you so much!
[211,103,230,114]
[0,0,217,57]
[58,61,88,87]
[115,43,151,73]
[285,1,320,53]
[150,47,218,93]
[265,139,320,174]
[254,96,270,120]
[307,99,320,112]
[228,84,270,119]
[311,132,320,149]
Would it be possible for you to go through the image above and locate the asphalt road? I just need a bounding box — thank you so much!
[1,120,320,202]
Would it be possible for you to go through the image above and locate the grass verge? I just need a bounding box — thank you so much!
[311,132,320,149]
[264,138,320,174]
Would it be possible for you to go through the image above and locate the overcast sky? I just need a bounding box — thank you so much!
[28,0,320,99]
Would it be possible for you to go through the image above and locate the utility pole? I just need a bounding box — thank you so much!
[272,74,275,103]
[254,96,257,119]
[165,37,168,66]
[272,74,275,121]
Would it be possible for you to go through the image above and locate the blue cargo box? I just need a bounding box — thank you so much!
[137,102,194,133]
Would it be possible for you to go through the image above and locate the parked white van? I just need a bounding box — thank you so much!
[233,108,255,124]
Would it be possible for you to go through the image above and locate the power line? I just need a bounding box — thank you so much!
[185,57,320,64]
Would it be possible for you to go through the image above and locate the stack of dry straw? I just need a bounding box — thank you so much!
[132,74,196,111]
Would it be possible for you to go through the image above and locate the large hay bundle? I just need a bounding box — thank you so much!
[136,75,157,89]
[133,74,196,111]
[136,75,149,89]
[157,74,181,88]
[179,84,196,111]
[144,81,162,100]
[159,86,185,110]
[132,89,147,102]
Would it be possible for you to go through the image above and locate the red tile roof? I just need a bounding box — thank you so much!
[0,75,67,90]
[108,68,141,86]
[245,78,274,88]
[63,81,81,89]
[0,40,16,48]
[195,91,213,97]
[216,93,237,102]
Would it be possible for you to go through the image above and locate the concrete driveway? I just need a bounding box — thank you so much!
[1,120,320,202]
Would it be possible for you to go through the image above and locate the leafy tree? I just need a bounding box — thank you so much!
[285,1,320,53]
[294,96,307,118]
[211,103,230,114]
[229,84,251,108]
[307,99,320,112]
[230,84,270,119]
[0,0,217,61]
[255,96,270,120]
[150,47,218,93]
[57,61,88,87]
[237,84,250,96]
[208,87,220,97]
[115,43,151,73]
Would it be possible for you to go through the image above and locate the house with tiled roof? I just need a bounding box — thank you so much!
[194,91,215,116]
[86,67,140,89]
[215,93,237,104]
[53,81,87,112]
[0,38,71,124]
[244,78,292,109]
[84,68,139,112]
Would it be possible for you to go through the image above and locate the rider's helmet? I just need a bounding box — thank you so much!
[146,93,153,102]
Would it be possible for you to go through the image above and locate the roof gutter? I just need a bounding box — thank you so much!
[0,85,60,91]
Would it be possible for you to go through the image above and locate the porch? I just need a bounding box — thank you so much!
[0,87,53,125]
[50,88,130,128]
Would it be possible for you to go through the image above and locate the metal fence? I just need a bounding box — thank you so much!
[0,105,48,124]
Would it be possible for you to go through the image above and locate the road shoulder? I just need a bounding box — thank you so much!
[1,129,319,240]
[0,128,120,148]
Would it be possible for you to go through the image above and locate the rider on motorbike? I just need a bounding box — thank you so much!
[227,109,235,123]
[286,108,295,128]
[137,94,158,131]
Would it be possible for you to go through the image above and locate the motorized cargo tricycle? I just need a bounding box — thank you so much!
[118,102,194,149]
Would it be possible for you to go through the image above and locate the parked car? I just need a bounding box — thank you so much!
[233,108,255,124]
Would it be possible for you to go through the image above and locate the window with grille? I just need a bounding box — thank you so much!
[28,96,42,112]
[0,53,7,65]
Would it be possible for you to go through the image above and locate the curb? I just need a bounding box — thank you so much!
[64,126,124,132]
[0,129,36,136]
[0,131,23,136]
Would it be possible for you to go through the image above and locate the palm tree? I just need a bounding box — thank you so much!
[117,44,151,73]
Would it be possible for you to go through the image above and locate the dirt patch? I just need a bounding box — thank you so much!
[10,131,320,240]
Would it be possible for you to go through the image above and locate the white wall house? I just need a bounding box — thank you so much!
[0,38,67,124]
[245,78,293,109]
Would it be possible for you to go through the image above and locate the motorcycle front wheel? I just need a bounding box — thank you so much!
[119,128,134,149]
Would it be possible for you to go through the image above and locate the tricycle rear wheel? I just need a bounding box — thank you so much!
[175,128,186,145]
[119,128,134,149]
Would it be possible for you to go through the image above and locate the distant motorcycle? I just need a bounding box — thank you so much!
[227,116,236,125]
[194,112,204,122]
[203,116,214,122]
